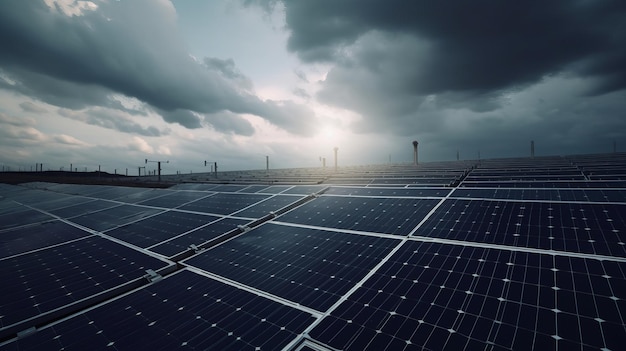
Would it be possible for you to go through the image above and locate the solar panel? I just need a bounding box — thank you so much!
[67,204,163,232]
[1,269,315,351]
[184,223,399,311]
[452,188,626,202]
[325,186,450,197]
[148,217,250,257]
[104,211,220,248]
[82,186,150,200]
[281,185,327,195]
[0,236,171,334]
[233,195,305,218]
[309,240,626,351]
[257,185,292,194]
[0,206,54,230]
[112,188,175,204]
[210,185,250,193]
[2,152,626,349]
[47,200,119,219]
[22,195,94,212]
[178,193,270,215]
[414,199,626,257]
[0,221,89,258]
[138,190,213,208]
[238,185,271,193]
[277,196,439,236]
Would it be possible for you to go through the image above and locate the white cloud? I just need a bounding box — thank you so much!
[128,136,154,154]
[53,134,89,146]
[19,101,48,113]
[43,0,98,17]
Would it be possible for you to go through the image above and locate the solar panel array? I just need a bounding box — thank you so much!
[1,152,626,350]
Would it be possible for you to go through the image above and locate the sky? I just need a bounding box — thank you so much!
[0,0,625,174]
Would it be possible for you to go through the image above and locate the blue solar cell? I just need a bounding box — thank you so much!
[149,217,249,257]
[179,193,269,215]
[278,196,439,235]
[309,240,626,350]
[184,223,399,311]
[105,211,220,248]
[0,236,170,331]
[415,199,626,257]
[1,270,315,351]
[0,220,89,258]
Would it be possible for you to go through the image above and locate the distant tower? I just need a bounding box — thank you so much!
[333,147,338,171]
[531,140,535,158]
[614,140,617,153]
[456,150,459,161]
[412,140,418,165]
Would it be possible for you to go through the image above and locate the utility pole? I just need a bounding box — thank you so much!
[146,159,168,182]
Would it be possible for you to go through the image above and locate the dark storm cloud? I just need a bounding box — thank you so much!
[0,0,317,136]
[246,0,626,156]
[277,0,626,94]
[205,111,255,136]
[203,57,254,92]
[58,108,168,137]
